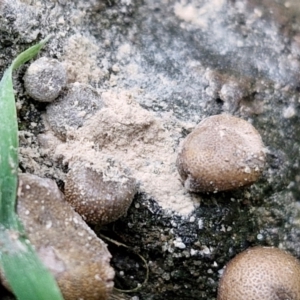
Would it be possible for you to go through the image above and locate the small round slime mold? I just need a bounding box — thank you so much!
[65,160,136,225]
[218,246,300,300]
[24,57,67,102]
[177,114,265,193]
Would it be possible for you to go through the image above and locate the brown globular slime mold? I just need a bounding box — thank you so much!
[177,114,266,193]
[217,246,300,300]
[65,160,137,225]
[16,173,114,300]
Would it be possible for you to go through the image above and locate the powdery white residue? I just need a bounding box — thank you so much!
[283,105,296,119]
[48,90,199,215]
[62,34,105,84]
[174,0,226,28]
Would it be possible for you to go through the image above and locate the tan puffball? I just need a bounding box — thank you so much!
[218,246,300,300]
[16,173,114,300]
[176,114,265,192]
[65,160,137,225]
[24,57,67,102]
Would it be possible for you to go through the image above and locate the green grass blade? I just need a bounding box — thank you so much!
[0,226,63,300]
[0,38,64,300]
[0,35,51,227]
[11,36,51,71]
[0,67,19,228]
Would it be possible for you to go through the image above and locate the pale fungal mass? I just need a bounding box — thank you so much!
[177,114,266,193]
[43,89,197,215]
[217,246,300,300]
[24,57,67,102]
[65,160,137,225]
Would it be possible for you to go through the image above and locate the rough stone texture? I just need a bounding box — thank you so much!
[16,173,115,300]
[46,82,105,139]
[1,0,300,299]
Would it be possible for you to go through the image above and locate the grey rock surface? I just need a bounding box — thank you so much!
[46,83,105,139]
[1,0,300,299]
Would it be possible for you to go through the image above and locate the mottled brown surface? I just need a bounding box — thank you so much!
[218,247,300,300]
[177,114,266,192]
[16,173,115,300]
[65,161,136,225]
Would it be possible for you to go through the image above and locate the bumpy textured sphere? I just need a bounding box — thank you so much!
[16,173,114,300]
[24,57,67,102]
[177,114,265,192]
[65,161,137,225]
[218,247,300,300]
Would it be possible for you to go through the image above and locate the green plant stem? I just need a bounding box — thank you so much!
[0,67,19,228]
[0,36,51,228]
[0,36,64,300]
